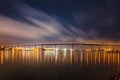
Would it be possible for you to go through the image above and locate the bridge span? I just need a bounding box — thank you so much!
[0,42,120,52]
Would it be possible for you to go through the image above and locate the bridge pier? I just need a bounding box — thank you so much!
[41,44,43,49]
[98,45,100,51]
[55,44,56,49]
[90,45,92,51]
[113,45,115,51]
[106,45,107,51]
[72,44,73,50]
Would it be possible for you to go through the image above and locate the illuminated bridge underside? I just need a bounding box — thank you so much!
[1,42,120,51]
[1,41,120,46]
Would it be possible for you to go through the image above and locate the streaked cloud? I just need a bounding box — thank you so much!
[1,0,119,44]
[0,1,89,43]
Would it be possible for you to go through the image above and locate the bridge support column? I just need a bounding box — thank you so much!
[113,45,114,51]
[40,45,42,53]
[98,45,100,51]
[118,45,120,51]
[72,44,73,50]
[41,44,43,49]
[55,44,56,49]
[90,45,92,51]
[55,44,57,54]
[106,45,107,51]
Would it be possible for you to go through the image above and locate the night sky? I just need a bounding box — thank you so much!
[0,0,120,43]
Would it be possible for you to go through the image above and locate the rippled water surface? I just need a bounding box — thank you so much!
[0,49,120,80]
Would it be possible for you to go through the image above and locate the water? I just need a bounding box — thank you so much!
[0,49,120,80]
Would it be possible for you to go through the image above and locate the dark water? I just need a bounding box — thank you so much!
[0,49,120,80]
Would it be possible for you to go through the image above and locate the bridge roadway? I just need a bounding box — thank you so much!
[0,42,120,51]
[0,42,120,46]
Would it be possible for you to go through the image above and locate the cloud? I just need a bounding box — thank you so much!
[1,0,119,44]
[0,1,89,43]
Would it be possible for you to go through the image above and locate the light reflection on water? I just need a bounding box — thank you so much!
[0,49,120,67]
[0,49,120,80]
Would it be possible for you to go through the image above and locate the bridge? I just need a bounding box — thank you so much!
[1,41,120,51]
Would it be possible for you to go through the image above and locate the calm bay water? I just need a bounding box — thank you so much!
[0,49,120,80]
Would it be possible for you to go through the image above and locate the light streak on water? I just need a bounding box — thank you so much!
[0,47,120,69]
[63,48,67,58]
